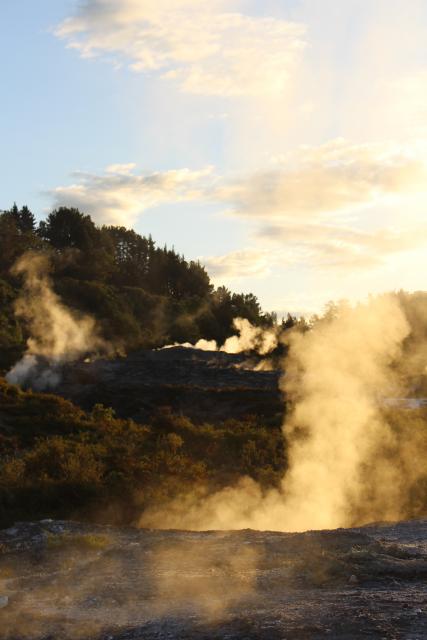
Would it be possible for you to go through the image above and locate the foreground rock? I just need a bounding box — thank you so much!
[0,519,425,639]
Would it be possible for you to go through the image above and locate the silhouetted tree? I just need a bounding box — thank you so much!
[39,207,99,252]
[0,207,40,275]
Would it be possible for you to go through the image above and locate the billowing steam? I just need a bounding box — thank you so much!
[141,295,426,532]
[162,317,279,355]
[278,294,413,530]
[6,252,107,390]
[162,338,218,351]
[221,318,278,355]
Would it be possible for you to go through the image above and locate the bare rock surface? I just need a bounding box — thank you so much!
[0,518,426,639]
[54,348,283,422]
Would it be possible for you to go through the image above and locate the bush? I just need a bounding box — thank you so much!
[0,378,286,528]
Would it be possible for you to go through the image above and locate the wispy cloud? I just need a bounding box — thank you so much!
[264,223,427,269]
[48,164,214,226]
[198,136,427,277]
[200,221,427,282]
[55,0,306,96]
[200,249,273,280]
[217,139,427,220]
[48,135,427,272]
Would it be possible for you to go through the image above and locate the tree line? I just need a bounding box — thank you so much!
[0,203,284,368]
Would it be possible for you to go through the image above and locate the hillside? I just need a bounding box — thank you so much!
[52,347,283,423]
[0,204,279,371]
[0,377,286,529]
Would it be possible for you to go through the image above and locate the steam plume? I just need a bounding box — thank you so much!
[6,252,107,390]
[162,338,218,351]
[221,317,278,355]
[162,317,278,355]
[279,294,412,530]
[141,295,426,531]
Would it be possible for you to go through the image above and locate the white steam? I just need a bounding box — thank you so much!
[141,295,426,532]
[162,317,279,355]
[162,338,218,351]
[6,252,107,390]
[279,294,411,530]
[220,317,278,355]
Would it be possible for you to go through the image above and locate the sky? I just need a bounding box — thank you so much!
[2,0,427,316]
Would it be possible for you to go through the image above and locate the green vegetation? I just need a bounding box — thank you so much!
[0,378,286,528]
[0,377,425,529]
[0,203,281,370]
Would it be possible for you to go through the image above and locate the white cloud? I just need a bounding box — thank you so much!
[197,136,427,276]
[55,0,306,96]
[200,249,273,280]
[48,164,214,226]
[217,139,427,220]
[200,221,427,281]
[47,136,427,272]
[52,136,427,229]
[105,163,137,175]
[259,222,427,262]
[291,226,427,270]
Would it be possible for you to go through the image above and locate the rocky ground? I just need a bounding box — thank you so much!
[0,518,425,639]
[15,348,427,422]
[54,347,283,422]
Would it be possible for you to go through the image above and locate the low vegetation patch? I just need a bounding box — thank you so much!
[0,379,286,528]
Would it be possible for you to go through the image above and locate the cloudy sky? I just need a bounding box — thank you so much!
[2,0,427,315]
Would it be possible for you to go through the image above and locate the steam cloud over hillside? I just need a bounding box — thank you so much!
[6,252,108,390]
[141,295,426,532]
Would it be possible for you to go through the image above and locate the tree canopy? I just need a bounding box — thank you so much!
[0,204,275,366]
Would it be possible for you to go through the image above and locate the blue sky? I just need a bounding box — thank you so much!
[2,1,427,315]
